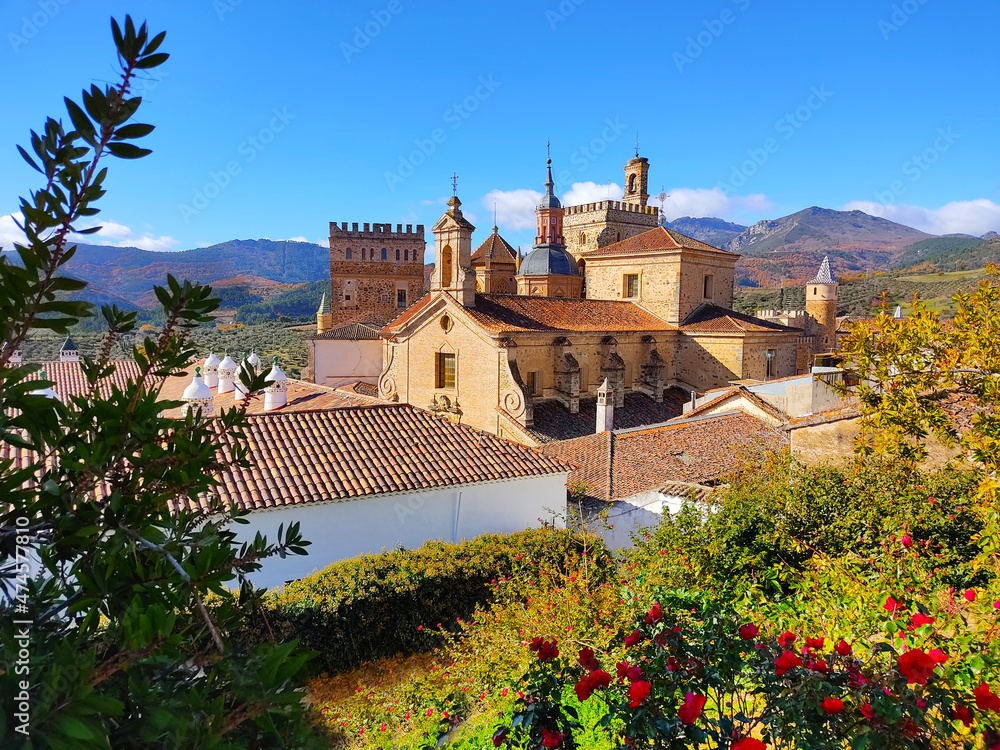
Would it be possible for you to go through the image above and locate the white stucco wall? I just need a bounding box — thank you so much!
[313,338,383,387]
[229,472,569,589]
[581,491,701,551]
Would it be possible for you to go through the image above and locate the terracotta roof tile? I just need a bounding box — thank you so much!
[682,386,789,423]
[464,294,675,334]
[202,405,570,512]
[471,228,518,265]
[528,390,689,443]
[543,412,786,501]
[582,226,733,257]
[680,305,802,334]
[310,322,382,340]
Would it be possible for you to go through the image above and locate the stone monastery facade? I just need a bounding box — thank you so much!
[313,153,837,446]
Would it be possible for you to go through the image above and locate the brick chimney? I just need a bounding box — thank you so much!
[596,378,614,433]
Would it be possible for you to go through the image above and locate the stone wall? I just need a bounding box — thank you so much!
[329,221,426,326]
[563,201,658,259]
[584,249,736,326]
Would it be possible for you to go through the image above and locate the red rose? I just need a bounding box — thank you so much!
[644,603,663,625]
[897,648,937,685]
[810,658,829,673]
[805,636,825,651]
[954,706,974,727]
[733,739,767,750]
[492,727,510,746]
[860,702,875,720]
[739,624,760,641]
[835,639,851,656]
[578,648,601,672]
[975,682,1000,713]
[928,648,949,665]
[775,651,802,676]
[909,613,935,629]
[616,661,630,680]
[623,630,642,648]
[901,535,912,548]
[677,692,706,724]
[541,727,564,748]
[626,665,643,683]
[883,596,903,613]
[822,697,844,715]
[778,631,797,648]
[964,589,977,603]
[628,680,651,707]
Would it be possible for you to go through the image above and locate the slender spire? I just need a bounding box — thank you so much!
[810,256,837,284]
[537,146,560,209]
[493,201,498,231]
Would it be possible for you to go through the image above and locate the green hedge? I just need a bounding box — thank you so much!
[243,528,614,675]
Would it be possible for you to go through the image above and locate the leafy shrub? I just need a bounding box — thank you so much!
[246,529,615,674]
[628,454,982,593]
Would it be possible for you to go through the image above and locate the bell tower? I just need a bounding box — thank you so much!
[622,153,650,208]
[431,185,476,307]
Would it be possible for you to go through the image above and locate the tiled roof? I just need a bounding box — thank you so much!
[202,405,570,512]
[543,411,786,502]
[159,366,383,416]
[311,322,382,341]
[337,381,380,398]
[680,305,802,334]
[23,361,382,415]
[682,386,789,423]
[465,294,674,334]
[528,389,689,443]
[471,228,518,265]
[582,226,732,257]
[381,293,434,335]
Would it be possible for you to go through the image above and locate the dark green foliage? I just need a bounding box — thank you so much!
[630,454,982,590]
[246,529,616,674]
[0,17,322,748]
[893,236,998,271]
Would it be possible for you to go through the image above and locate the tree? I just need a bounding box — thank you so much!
[0,17,321,748]
[837,270,1000,575]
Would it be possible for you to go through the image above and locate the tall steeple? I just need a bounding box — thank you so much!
[430,185,477,307]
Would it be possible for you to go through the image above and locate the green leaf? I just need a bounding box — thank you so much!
[113,123,155,140]
[106,142,152,159]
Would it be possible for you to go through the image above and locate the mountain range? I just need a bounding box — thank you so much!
[7,207,998,317]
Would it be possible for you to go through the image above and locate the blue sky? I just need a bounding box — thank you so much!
[1,0,998,254]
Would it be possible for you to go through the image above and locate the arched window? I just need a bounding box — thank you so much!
[381,248,387,261]
[441,245,453,284]
[628,174,636,194]
[404,249,409,261]
[396,248,400,261]
[346,248,352,260]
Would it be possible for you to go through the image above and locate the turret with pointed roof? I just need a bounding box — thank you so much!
[430,192,476,307]
[471,225,518,294]
[805,255,838,353]
[60,335,80,363]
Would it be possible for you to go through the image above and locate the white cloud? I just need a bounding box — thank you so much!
[281,236,310,243]
[482,188,542,230]
[562,181,624,206]
[842,199,1000,236]
[0,212,180,253]
[659,187,773,222]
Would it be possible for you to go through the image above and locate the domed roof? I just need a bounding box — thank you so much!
[517,245,580,277]
[537,160,561,210]
[182,368,213,401]
[247,350,261,369]
[218,353,237,371]
[204,351,220,368]
[265,356,287,383]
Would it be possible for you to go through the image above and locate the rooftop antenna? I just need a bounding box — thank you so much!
[451,172,459,196]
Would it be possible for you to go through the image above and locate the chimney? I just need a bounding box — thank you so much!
[263,356,288,411]
[60,336,80,363]
[217,353,237,394]
[181,366,215,418]
[203,352,220,388]
[596,378,614,433]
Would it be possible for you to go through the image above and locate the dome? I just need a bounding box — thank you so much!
[218,353,237,372]
[517,245,580,277]
[182,368,213,401]
[265,356,287,383]
[247,350,260,369]
[204,351,220,368]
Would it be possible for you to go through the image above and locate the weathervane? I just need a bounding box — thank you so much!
[635,132,640,158]
[451,172,459,196]
[546,139,551,162]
